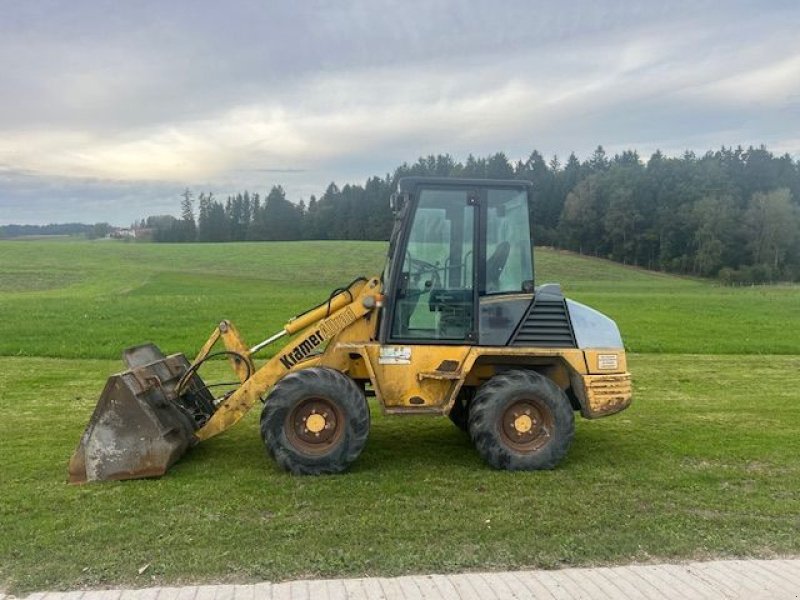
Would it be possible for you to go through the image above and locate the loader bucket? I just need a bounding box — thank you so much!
[68,343,217,484]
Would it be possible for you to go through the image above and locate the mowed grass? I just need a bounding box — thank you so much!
[0,240,798,357]
[1,355,799,593]
[0,241,388,360]
[1,240,799,593]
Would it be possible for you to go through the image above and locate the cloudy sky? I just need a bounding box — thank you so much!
[1,0,799,225]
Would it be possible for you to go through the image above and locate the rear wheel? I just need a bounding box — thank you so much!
[468,370,574,470]
[260,367,370,475]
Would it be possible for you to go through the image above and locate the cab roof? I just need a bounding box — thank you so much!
[397,177,532,193]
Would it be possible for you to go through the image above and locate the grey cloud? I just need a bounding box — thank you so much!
[240,168,307,173]
[0,168,184,225]
[0,1,767,132]
[0,1,798,224]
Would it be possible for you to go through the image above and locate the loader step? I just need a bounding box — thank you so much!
[417,370,463,381]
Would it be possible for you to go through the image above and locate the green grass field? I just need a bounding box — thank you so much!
[1,240,799,594]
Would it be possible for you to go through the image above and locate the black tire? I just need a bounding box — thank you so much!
[260,367,370,475]
[448,389,472,432]
[468,370,574,470]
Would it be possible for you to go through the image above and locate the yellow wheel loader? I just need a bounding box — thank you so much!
[69,177,632,483]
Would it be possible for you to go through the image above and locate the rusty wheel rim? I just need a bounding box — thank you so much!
[500,398,554,452]
[287,397,343,454]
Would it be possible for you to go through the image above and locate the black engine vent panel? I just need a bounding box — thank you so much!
[509,284,576,348]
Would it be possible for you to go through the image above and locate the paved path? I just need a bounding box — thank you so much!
[5,559,800,599]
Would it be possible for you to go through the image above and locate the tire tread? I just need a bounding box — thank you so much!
[468,369,574,470]
[260,367,369,475]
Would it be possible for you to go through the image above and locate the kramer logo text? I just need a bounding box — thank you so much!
[278,308,358,369]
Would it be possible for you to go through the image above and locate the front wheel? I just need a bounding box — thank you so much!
[468,370,574,470]
[260,367,370,475]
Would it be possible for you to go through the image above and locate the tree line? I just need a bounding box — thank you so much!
[141,178,396,244]
[0,222,113,239]
[143,145,800,283]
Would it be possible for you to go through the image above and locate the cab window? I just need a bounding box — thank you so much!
[391,189,475,341]
[485,189,533,294]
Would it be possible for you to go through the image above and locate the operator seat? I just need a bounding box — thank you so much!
[486,241,510,291]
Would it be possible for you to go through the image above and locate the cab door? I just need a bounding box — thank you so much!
[376,185,477,410]
[387,186,477,343]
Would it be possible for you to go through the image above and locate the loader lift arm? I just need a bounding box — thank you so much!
[68,276,382,483]
[190,276,381,441]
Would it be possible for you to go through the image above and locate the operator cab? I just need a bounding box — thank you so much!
[382,177,535,346]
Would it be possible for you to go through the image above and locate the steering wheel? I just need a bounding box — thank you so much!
[406,254,442,290]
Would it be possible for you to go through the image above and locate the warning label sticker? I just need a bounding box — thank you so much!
[597,354,619,370]
[379,346,412,365]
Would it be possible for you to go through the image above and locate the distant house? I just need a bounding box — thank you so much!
[108,228,137,239]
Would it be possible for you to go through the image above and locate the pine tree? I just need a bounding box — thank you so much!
[180,188,196,242]
[263,185,301,240]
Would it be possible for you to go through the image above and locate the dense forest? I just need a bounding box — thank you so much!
[0,222,108,239]
[145,145,800,283]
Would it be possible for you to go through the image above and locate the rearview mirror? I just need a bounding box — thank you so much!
[390,192,410,215]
